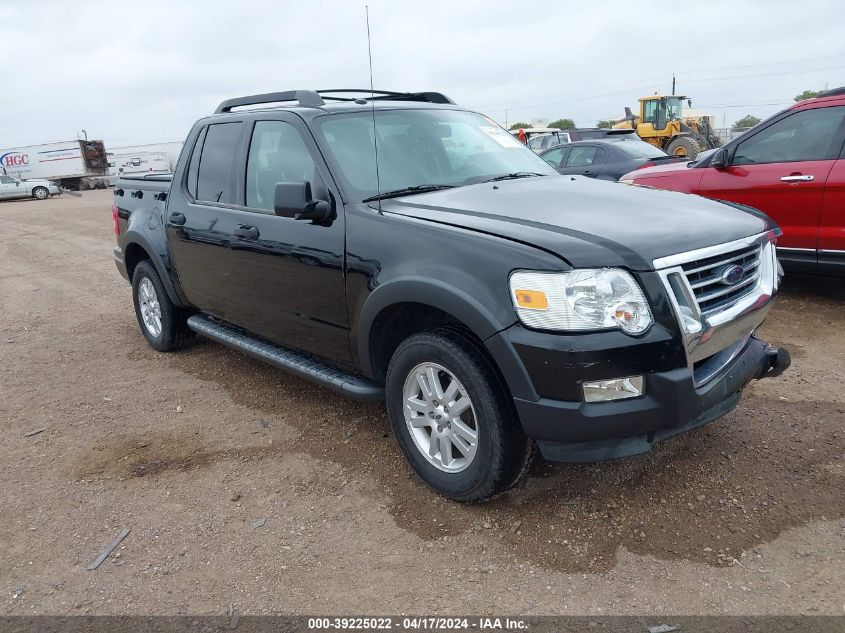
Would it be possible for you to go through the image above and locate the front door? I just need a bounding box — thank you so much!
[698,105,845,269]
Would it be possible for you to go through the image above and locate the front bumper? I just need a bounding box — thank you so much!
[514,335,789,462]
[484,233,789,462]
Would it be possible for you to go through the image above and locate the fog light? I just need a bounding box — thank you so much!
[583,376,644,403]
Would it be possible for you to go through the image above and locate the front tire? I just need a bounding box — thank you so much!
[32,186,49,200]
[386,330,533,502]
[131,260,194,352]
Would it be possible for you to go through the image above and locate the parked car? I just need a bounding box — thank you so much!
[621,87,845,276]
[566,128,638,142]
[0,174,59,200]
[113,88,789,502]
[526,131,570,153]
[539,139,684,180]
[524,128,639,153]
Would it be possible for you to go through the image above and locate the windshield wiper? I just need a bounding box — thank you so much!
[363,184,455,202]
[480,172,547,183]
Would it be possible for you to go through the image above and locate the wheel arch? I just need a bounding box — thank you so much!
[356,278,514,382]
[121,232,185,307]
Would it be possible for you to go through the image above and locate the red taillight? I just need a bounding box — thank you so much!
[112,203,120,236]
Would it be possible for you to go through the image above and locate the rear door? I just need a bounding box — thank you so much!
[557,145,606,178]
[0,175,17,199]
[166,120,245,319]
[698,105,845,270]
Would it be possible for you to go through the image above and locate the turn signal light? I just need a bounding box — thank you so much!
[513,289,548,311]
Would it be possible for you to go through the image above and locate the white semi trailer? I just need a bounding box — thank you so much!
[0,139,109,189]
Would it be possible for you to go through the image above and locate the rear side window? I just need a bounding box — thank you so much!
[566,146,598,167]
[196,122,243,203]
[186,127,207,199]
[733,106,845,165]
[245,121,318,211]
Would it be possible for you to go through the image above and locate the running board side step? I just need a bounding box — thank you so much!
[186,315,384,402]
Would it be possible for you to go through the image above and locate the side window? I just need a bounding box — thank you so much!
[566,146,598,167]
[0,176,14,184]
[186,127,207,199]
[196,122,242,203]
[733,106,845,165]
[245,121,319,212]
[542,147,566,168]
[642,100,658,124]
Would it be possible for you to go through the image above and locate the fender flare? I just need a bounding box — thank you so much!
[355,277,513,378]
[122,230,187,307]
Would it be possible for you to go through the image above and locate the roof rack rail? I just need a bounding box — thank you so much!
[214,89,456,113]
[215,90,325,113]
[817,86,845,98]
[316,89,455,104]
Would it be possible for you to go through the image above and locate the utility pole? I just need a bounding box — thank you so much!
[505,108,510,128]
[671,74,676,96]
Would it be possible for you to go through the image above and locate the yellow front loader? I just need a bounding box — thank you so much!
[613,95,722,159]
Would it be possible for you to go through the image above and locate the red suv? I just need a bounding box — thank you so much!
[621,88,845,276]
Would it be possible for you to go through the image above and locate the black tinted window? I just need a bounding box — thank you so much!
[733,106,845,165]
[186,127,207,199]
[245,121,317,211]
[196,122,242,203]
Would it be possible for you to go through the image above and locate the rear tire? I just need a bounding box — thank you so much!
[385,329,534,502]
[665,136,701,159]
[131,260,194,352]
[32,186,49,200]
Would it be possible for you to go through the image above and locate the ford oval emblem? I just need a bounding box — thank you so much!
[721,264,745,285]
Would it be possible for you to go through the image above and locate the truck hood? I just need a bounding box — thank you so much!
[379,175,773,270]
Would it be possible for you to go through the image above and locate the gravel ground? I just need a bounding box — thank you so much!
[1,190,842,615]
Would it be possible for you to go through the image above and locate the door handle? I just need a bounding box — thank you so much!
[780,175,814,182]
[168,212,186,225]
[235,225,259,240]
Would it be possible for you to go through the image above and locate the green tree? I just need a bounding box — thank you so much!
[794,89,822,102]
[596,119,615,129]
[508,122,531,130]
[732,114,761,130]
[548,118,576,130]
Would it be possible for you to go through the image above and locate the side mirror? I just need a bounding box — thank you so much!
[274,181,331,221]
[710,148,729,169]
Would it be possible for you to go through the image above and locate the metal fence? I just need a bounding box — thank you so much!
[715,127,752,144]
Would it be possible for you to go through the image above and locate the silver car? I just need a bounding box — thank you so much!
[0,175,60,200]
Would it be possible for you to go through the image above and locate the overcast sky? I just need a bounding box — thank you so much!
[2,0,844,149]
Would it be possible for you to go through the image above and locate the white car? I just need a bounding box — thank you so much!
[0,175,60,200]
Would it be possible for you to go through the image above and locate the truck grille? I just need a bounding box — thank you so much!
[681,244,762,319]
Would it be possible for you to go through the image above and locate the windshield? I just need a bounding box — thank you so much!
[664,97,684,120]
[614,140,668,158]
[314,109,557,202]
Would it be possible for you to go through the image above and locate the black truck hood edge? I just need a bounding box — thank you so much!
[379,176,772,270]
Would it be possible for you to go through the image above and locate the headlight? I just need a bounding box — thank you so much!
[509,268,653,334]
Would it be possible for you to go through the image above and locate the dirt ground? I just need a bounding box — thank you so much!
[1,190,842,615]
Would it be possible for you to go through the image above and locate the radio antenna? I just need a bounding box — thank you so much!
[366,5,381,207]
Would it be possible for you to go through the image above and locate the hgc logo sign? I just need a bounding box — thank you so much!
[1,152,29,167]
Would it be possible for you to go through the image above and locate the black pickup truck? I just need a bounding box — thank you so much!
[113,89,790,501]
